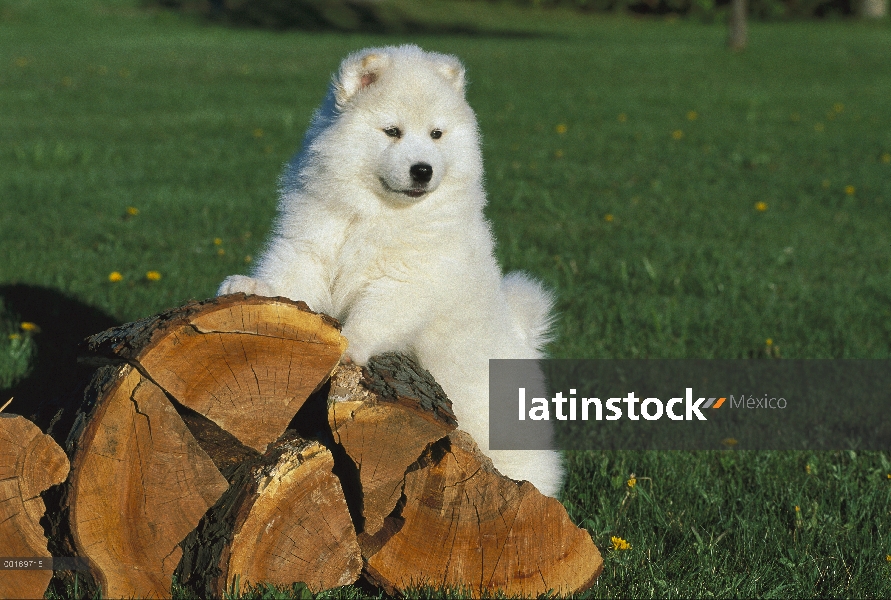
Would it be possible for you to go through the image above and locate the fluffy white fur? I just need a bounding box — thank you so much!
[218,45,564,497]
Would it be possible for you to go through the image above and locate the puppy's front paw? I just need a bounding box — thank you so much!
[217,275,274,297]
[340,347,370,367]
[339,331,371,366]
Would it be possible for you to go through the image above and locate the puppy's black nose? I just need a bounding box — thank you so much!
[410,163,433,184]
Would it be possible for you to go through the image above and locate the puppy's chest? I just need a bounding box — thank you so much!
[327,220,425,305]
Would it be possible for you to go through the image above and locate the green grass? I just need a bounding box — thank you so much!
[2,1,890,597]
[0,298,35,388]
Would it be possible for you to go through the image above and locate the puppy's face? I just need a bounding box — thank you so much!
[333,46,482,206]
[369,111,447,203]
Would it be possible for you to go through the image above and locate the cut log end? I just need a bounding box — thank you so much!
[328,355,457,536]
[0,414,70,600]
[80,294,347,453]
[44,296,602,598]
[65,364,229,599]
[363,431,603,598]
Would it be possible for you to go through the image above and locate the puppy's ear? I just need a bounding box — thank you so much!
[430,53,466,95]
[334,49,391,107]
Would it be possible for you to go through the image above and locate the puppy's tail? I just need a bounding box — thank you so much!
[501,272,556,352]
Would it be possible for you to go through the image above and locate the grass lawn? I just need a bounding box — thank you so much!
[1,0,890,596]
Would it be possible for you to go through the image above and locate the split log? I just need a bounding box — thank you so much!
[63,364,229,599]
[362,430,604,598]
[328,354,603,597]
[177,433,362,596]
[51,296,601,598]
[80,293,347,453]
[0,413,69,600]
[328,356,457,536]
[59,295,348,598]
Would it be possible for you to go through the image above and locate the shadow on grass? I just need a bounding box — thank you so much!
[150,0,554,38]
[0,284,119,439]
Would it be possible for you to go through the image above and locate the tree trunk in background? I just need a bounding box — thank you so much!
[859,0,888,17]
[728,0,748,51]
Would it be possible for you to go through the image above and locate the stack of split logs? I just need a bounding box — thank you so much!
[0,294,602,599]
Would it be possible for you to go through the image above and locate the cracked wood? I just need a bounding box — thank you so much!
[65,364,228,599]
[176,433,361,596]
[0,414,69,600]
[80,293,347,453]
[328,355,456,536]
[363,431,604,598]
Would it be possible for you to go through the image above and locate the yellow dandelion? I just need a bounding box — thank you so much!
[61,76,73,87]
[146,271,162,281]
[555,123,567,134]
[844,185,855,196]
[795,505,800,512]
[687,110,698,121]
[253,128,264,138]
[611,536,631,551]
[617,113,627,122]
[821,179,831,189]
[108,271,123,282]
[214,238,223,246]
[886,554,891,563]
[886,473,890,480]
[766,338,773,346]
[217,248,225,256]
[20,322,39,333]
[882,153,891,164]
[755,201,768,212]
[555,149,564,158]
[722,438,738,447]
[15,57,32,68]
[814,123,824,132]
[790,112,800,122]
[833,103,844,113]
[604,214,614,222]
[119,68,130,78]
[9,333,21,341]
[671,130,683,140]
[627,477,637,488]
[244,255,253,264]
[126,206,139,216]
[805,464,811,474]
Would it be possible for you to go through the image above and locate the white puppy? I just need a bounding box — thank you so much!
[219,45,564,497]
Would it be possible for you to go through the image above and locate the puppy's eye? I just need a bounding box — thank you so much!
[383,126,402,139]
[430,129,443,140]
